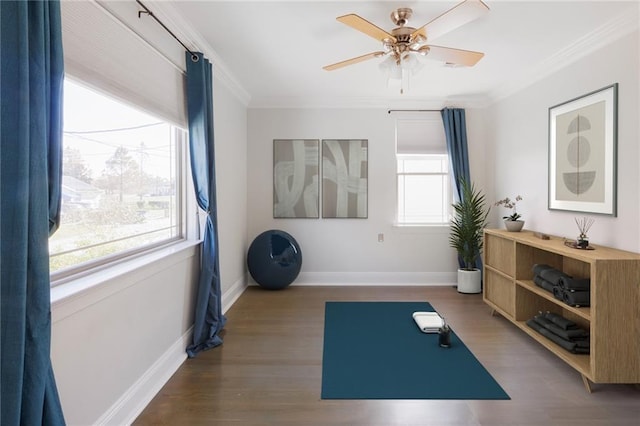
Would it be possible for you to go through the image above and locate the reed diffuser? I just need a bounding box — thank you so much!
[575,217,594,248]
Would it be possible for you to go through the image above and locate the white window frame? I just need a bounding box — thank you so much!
[396,154,452,226]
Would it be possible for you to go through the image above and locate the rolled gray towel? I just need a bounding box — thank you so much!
[552,286,564,301]
[532,264,554,276]
[542,312,576,330]
[533,275,555,292]
[539,268,572,286]
[562,290,590,307]
[559,276,590,291]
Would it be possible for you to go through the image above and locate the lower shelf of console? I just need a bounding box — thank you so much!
[486,300,592,381]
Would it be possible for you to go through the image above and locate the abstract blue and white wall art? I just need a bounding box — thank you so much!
[322,139,368,218]
[273,139,320,218]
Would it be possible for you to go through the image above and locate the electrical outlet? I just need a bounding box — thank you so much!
[377,233,384,243]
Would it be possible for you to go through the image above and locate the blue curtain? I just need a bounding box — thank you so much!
[441,107,483,272]
[1,1,66,424]
[441,108,470,202]
[185,52,226,357]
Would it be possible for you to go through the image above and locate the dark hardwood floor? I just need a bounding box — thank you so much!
[134,286,639,425]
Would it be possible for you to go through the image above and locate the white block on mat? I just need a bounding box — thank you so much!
[412,311,444,333]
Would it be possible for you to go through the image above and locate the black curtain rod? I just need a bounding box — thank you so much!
[387,109,441,114]
[136,0,199,62]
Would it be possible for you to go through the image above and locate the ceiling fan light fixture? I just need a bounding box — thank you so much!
[413,33,427,44]
[379,52,422,94]
[390,66,404,81]
[401,53,423,75]
[417,45,431,56]
[378,55,397,75]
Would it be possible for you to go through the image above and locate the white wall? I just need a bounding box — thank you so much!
[486,30,639,252]
[247,108,492,285]
[51,245,200,426]
[51,73,249,425]
[214,78,249,295]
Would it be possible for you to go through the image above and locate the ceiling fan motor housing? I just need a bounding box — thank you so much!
[386,27,421,56]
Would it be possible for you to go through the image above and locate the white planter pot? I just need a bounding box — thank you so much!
[504,220,525,232]
[457,268,482,294]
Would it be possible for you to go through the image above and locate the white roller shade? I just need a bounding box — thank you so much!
[395,116,447,155]
[61,1,187,127]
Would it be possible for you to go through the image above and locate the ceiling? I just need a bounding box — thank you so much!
[163,1,638,108]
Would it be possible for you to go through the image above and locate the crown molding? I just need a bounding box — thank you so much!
[486,8,639,106]
[248,94,491,110]
[147,1,251,107]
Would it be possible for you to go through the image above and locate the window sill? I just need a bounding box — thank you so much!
[51,240,201,321]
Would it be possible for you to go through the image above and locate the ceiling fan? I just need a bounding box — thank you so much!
[323,0,489,73]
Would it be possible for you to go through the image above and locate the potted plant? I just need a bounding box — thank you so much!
[495,195,524,232]
[449,179,490,294]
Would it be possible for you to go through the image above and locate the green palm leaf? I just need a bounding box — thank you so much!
[449,179,490,270]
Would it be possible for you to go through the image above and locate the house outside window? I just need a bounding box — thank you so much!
[395,116,451,225]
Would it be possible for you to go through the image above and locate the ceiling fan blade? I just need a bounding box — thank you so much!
[421,45,484,67]
[412,0,489,42]
[323,51,387,71]
[337,14,397,42]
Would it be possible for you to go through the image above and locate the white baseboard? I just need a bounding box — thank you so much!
[290,271,457,286]
[96,328,192,426]
[96,276,247,425]
[222,274,248,314]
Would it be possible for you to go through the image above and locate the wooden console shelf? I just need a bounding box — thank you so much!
[483,229,640,392]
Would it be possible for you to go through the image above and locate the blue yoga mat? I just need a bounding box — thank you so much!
[321,301,510,400]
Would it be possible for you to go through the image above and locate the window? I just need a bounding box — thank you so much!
[395,117,451,225]
[49,80,185,278]
[397,155,451,224]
